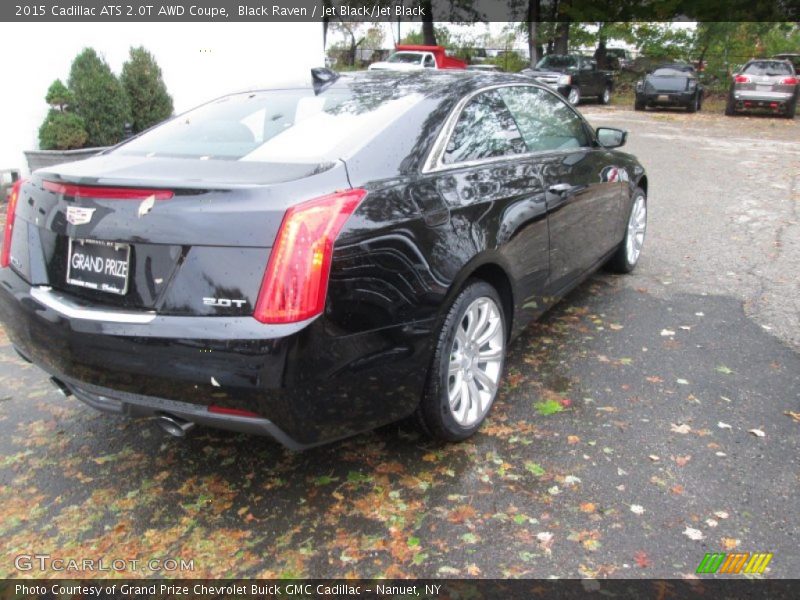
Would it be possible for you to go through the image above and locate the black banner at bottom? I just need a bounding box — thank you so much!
[3,579,800,600]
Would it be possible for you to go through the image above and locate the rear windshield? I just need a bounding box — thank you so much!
[742,61,794,76]
[536,55,577,69]
[652,67,693,76]
[113,88,422,162]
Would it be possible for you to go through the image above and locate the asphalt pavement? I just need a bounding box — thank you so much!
[0,106,798,578]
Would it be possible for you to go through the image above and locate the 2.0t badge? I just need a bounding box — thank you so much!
[66,206,96,226]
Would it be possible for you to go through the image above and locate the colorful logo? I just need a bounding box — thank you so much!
[696,552,773,574]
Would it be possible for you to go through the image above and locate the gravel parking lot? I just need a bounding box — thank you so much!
[1,107,798,578]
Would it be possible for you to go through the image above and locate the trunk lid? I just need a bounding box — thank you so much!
[13,155,350,316]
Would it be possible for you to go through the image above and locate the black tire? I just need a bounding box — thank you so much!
[687,94,699,113]
[605,187,647,274]
[785,99,796,119]
[634,97,646,111]
[725,93,737,116]
[416,280,506,442]
[599,85,612,105]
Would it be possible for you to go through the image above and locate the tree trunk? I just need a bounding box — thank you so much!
[555,21,569,54]
[527,0,541,67]
[421,0,436,45]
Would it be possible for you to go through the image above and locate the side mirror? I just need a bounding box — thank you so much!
[596,127,627,148]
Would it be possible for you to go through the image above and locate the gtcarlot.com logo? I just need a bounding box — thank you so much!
[14,554,195,573]
[696,552,773,575]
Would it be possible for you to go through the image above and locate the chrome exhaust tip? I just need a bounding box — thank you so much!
[156,414,195,438]
[49,376,72,397]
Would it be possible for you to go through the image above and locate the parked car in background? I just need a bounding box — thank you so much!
[1,169,21,202]
[725,59,798,118]
[521,54,614,105]
[635,64,704,112]
[368,45,466,71]
[606,48,633,70]
[0,69,647,449]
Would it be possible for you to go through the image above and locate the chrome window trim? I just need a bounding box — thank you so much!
[421,82,596,174]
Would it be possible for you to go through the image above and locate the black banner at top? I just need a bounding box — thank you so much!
[2,0,799,22]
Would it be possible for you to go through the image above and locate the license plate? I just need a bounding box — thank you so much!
[66,239,131,295]
[756,84,772,91]
[657,94,669,101]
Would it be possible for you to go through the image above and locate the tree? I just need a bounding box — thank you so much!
[45,79,74,112]
[38,111,88,150]
[121,47,174,134]
[68,48,130,147]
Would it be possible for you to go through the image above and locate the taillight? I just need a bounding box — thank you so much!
[43,180,173,200]
[734,74,751,83]
[253,188,367,324]
[779,76,799,85]
[208,405,260,418]
[1,179,23,269]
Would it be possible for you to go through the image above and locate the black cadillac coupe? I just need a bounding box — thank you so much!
[0,69,647,449]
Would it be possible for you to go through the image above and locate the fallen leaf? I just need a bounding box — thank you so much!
[536,531,554,543]
[714,511,729,520]
[677,378,690,385]
[705,518,718,528]
[548,485,561,495]
[717,422,732,429]
[630,504,645,515]
[661,329,676,336]
[683,527,705,541]
[646,375,664,383]
[675,455,691,467]
[785,411,800,423]
[670,484,685,495]
[671,423,692,434]
[567,435,581,444]
[716,365,734,375]
[634,550,651,568]
[722,537,740,550]
[580,502,596,513]
[648,454,660,462]
[564,475,581,486]
[748,428,765,438]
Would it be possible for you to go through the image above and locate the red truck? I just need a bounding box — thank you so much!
[368,45,467,71]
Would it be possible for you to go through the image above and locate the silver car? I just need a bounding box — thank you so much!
[726,59,798,118]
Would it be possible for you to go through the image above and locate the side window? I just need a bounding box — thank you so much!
[444,89,526,164]
[499,86,590,153]
[423,54,435,68]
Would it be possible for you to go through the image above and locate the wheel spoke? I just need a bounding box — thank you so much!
[474,367,498,396]
[475,316,501,346]
[478,346,503,363]
[467,379,482,414]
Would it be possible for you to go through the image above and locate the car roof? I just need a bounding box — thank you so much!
[240,69,545,101]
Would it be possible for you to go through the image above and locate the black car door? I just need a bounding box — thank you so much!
[416,88,551,320]
[498,85,622,290]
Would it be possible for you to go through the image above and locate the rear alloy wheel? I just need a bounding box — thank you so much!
[567,87,581,105]
[599,86,612,105]
[606,188,647,274]
[417,281,506,441]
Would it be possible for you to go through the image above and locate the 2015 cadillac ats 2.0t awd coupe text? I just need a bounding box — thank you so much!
[0,69,647,449]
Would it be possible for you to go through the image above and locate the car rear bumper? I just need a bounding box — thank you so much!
[638,91,695,106]
[733,90,795,103]
[0,266,435,448]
